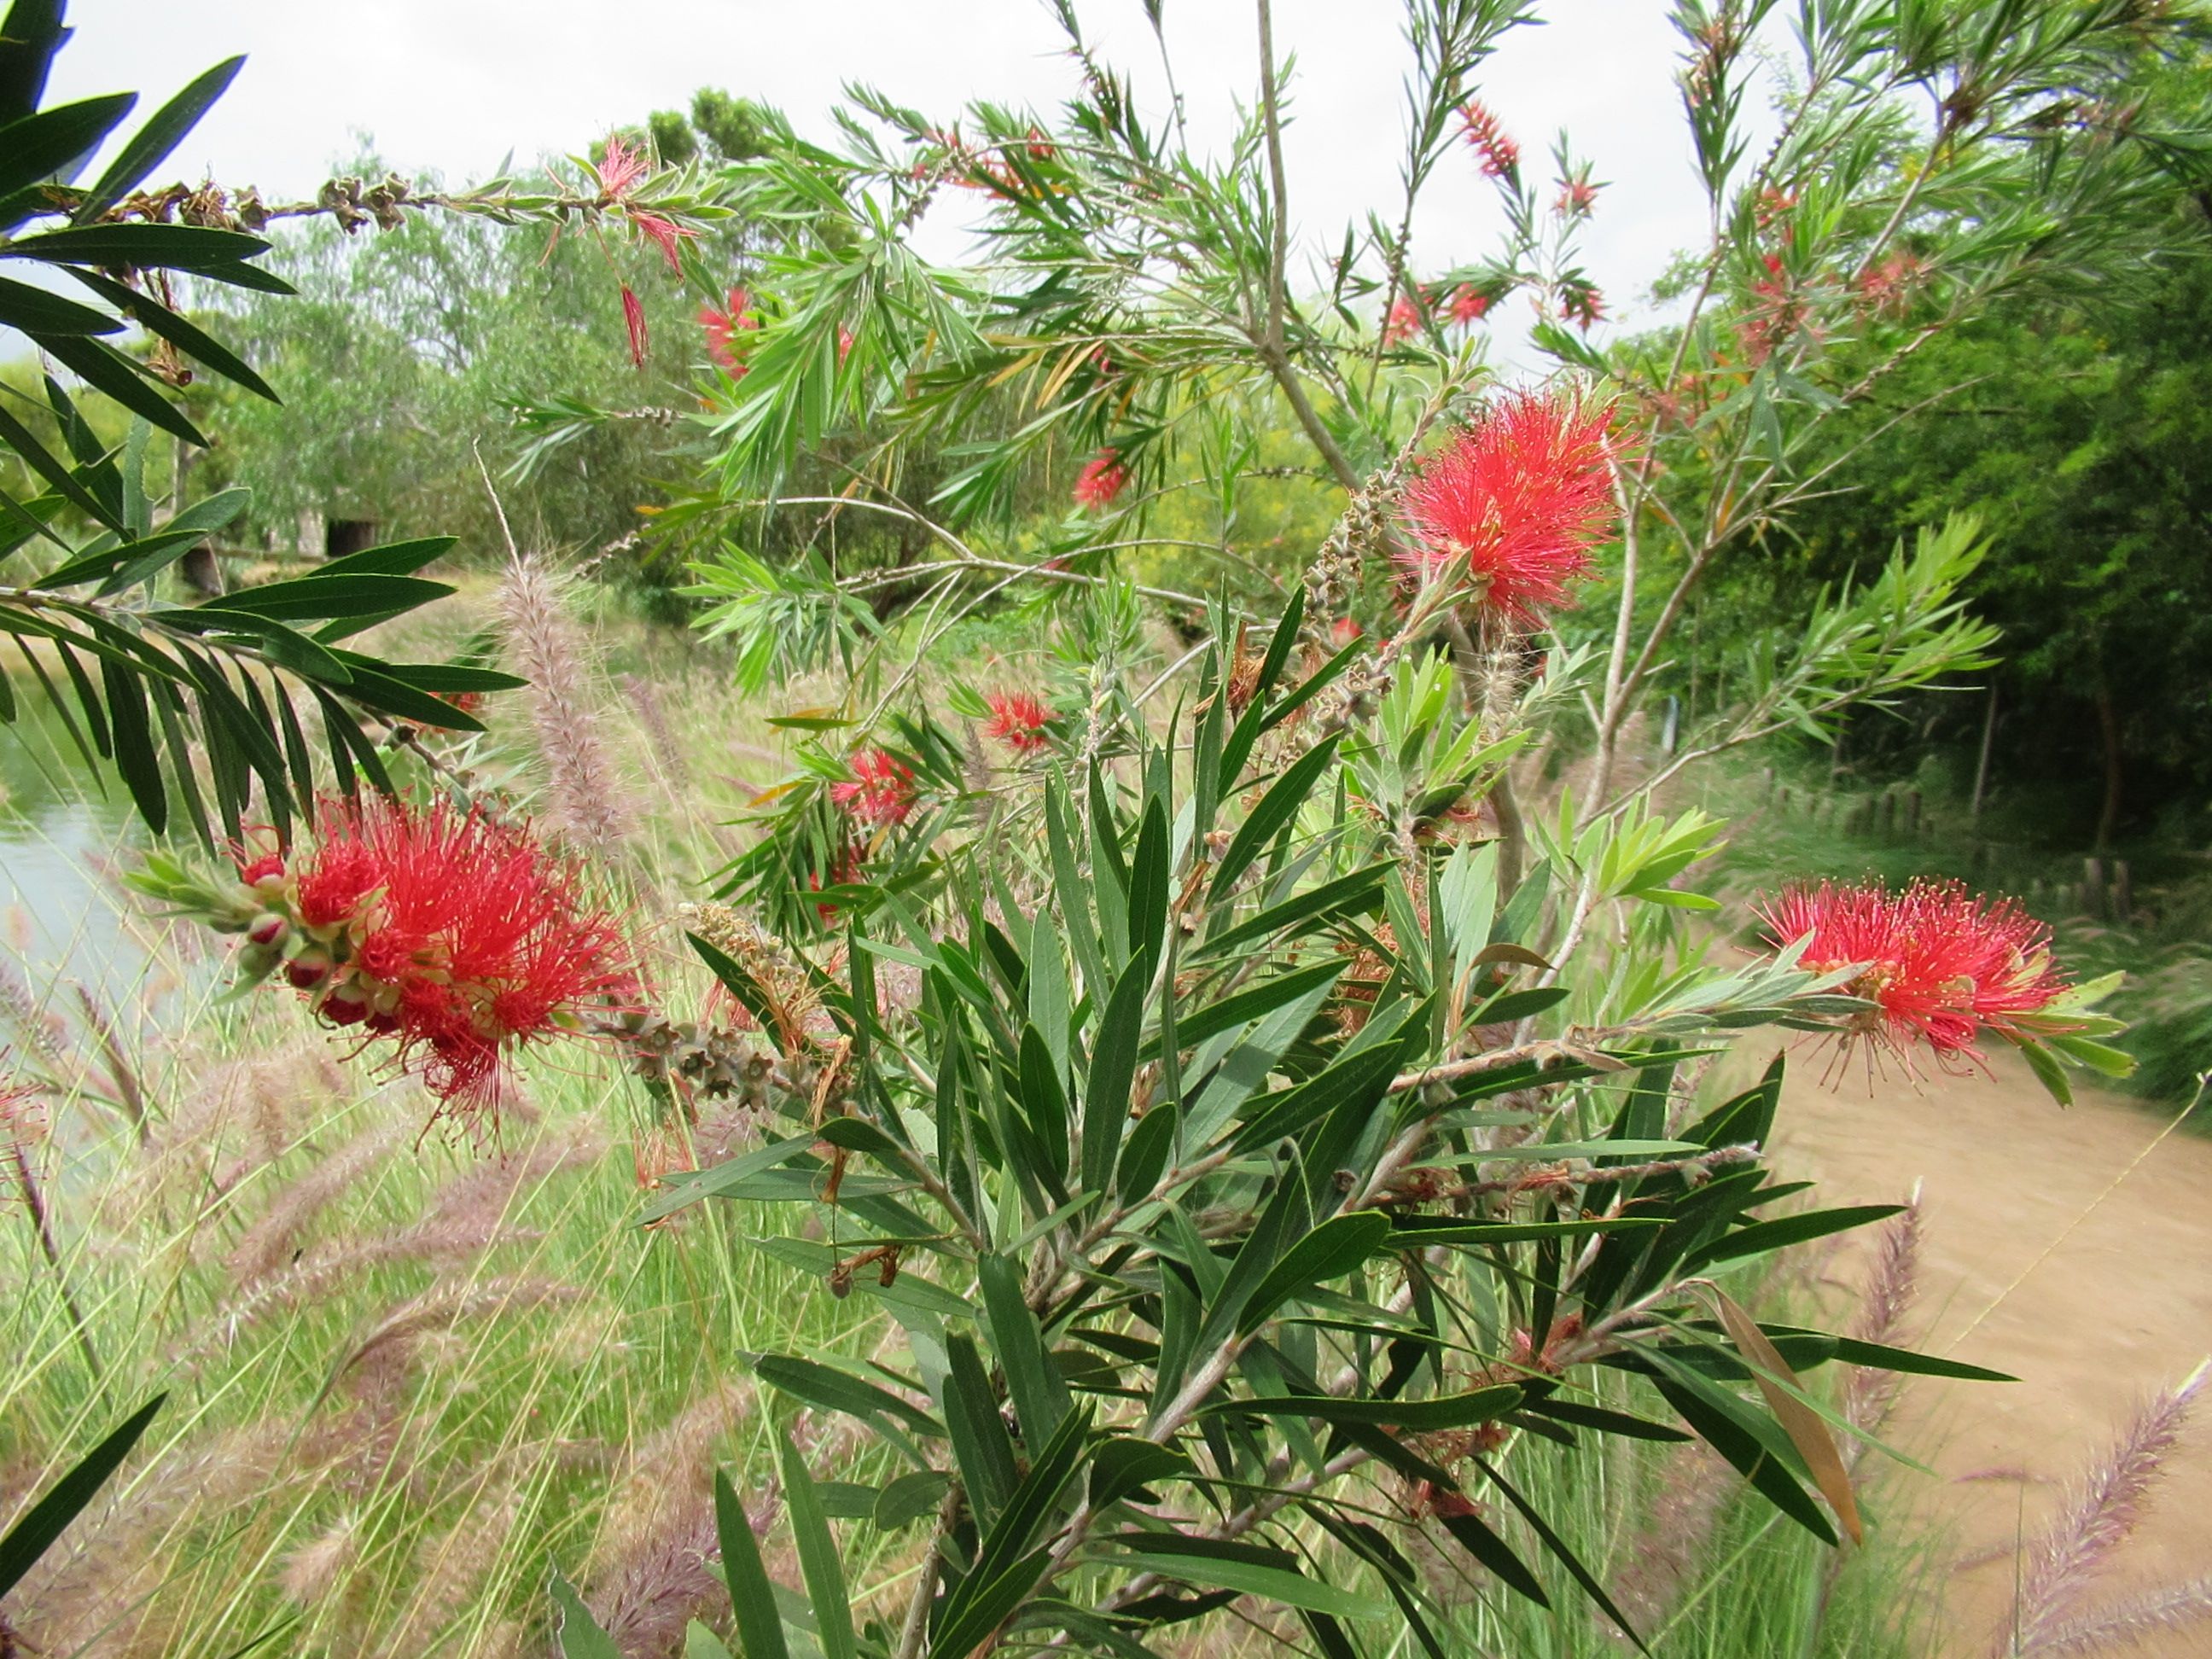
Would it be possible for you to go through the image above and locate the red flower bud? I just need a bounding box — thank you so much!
[285,953,332,991]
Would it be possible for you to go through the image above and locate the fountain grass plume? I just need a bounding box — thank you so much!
[498,549,633,856]
[2000,1363,2209,1656]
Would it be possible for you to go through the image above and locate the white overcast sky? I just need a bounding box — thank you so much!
[50,1,1727,346]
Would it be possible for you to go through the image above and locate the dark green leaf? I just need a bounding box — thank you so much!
[0,1393,164,1600]
[1081,963,1146,1195]
[939,1332,1020,1520]
[76,56,243,220]
[1471,1454,1647,1649]
[3,222,272,269]
[40,333,205,445]
[1210,734,1339,898]
[0,272,119,333]
[1685,1204,1905,1273]
[777,1433,856,1659]
[0,92,133,196]
[547,1563,623,1659]
[1201,1383,1522,1432]
[1236,1213,1392,1335]
[0,398,121,528]
[715,1469,792,1659]
[874,1468,951,1529]
[69,267,276,400]
[979,1253,1073,1444]
[207,573,451,622]
[98,650,164,831]
[754,1353,943,1439]
[1196,864,1389,959]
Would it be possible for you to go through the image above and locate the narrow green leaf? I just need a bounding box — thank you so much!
[1236,1213,1392,1335]
[754,1353,943,1439]
[547,1563,623,1659]
[1685,1204,1904,1272]
[715,1470,792,1659]
[938,1332,1020,1522]
[99,651,165,832]
[40,333,205,445]
[1081,963,1146,1196]
[1200,1384,1522,1432]
[777,1435,856,1659]
[978,1253,1073,1445]
[0,1393,164,1600]
[1108,1550,1388,1621]
[1210,734,1339,897]
[0,91,133,197]
[0,272,119,333]
[76,56,244,220]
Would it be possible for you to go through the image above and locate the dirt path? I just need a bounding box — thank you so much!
[1759,1043,2212,1657]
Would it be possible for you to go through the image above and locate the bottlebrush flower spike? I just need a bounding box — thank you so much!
[630,209,693,273]
[1074,448,1128,511]
[1757,877,2069,1062]
[984,690,1053,754]
[832,748,918,828]
[1555,178,1600,218]
[254,795,629,1118]
[701,287,760,374]
[1382,293,1423,346]
[1399,388,1619,630]
[1447,284,1492,328]
[621,287,648,367]
[594,133,650,201]
[1458,102,1519,178]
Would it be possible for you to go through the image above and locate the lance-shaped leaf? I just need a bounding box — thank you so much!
[1714,1288,1863,1545]
[1210,733,1339,898]
[715,1470,792,1659]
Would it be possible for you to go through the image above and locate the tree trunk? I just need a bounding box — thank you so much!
[2093,682,2124,854]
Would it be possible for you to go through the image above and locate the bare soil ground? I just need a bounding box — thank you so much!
[1761,1043,2212,1657]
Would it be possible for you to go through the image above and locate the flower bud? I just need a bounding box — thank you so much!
[284,951,332,991]
[321,985,370,1027]
[237,940,280,976]
[238,853,286,891]
[247,913,288,947]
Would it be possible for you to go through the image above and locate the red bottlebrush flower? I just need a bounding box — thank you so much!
[284,795,630,1115]
[1736,253,1818,366]
[1458,102,1519,178]
[1447,284,1492,328]
[1074,448,1128,511]
[621,286,648,367]
[808,842,867,923]
[984,690,1053,754]
[1756,877,2068,1063]
[1856,250,1924,318]
[1398,388,1619,630]
[594,132,650,201]
[630,209,694,273]
[1555,178,1600,218]
[1027,126,1056,160]
[701,287,760,374]
[837,326,855,365]
[831,748,917,829]
[1754,184,1798,241]
[1562,282,1604,332]
[1329,615,1364,649]
[1382,293,1424,346]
